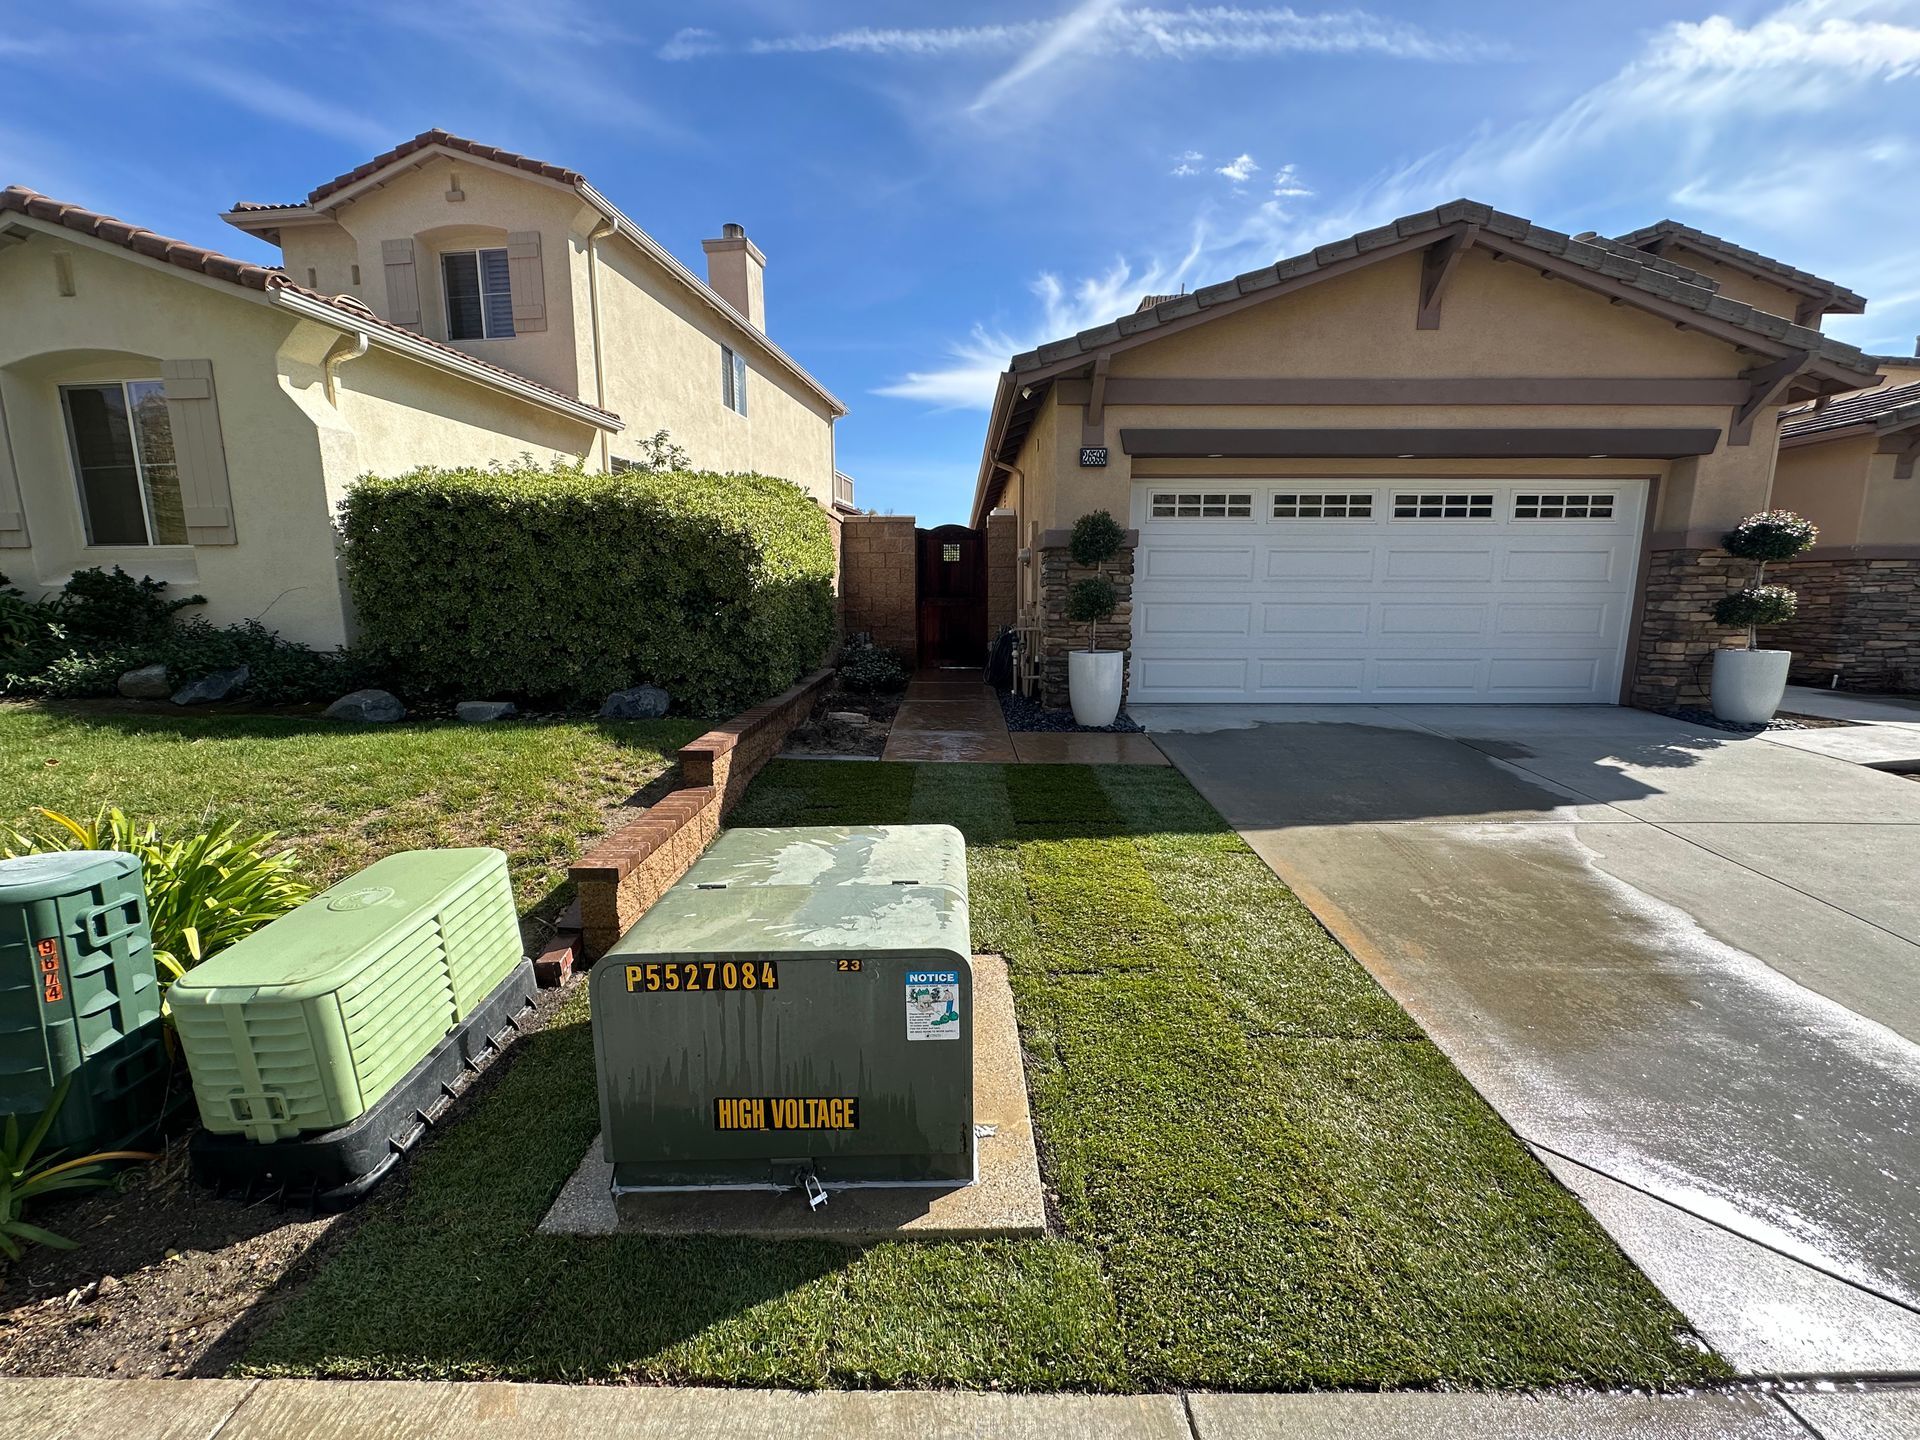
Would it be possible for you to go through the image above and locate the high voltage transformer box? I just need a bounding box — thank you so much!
[591,825,973,1192]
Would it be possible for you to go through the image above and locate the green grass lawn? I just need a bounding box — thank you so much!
[240,759,1725,1390]
[0,703,702,909]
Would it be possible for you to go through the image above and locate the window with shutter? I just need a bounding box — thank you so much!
[382,238,421,328]
[506,231,546,333]
[160,358,237,545]
[0,390,27,548]
[59,380,187,545]
[722,345,748,416]
[443,248,515,340]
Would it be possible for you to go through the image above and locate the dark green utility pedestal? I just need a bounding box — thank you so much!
[0,851,169,1154]
[592,825,973,1193]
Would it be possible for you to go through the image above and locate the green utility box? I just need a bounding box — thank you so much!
[593,825,973,1191]
[0,850,168,1155]
[172,848,521,1142]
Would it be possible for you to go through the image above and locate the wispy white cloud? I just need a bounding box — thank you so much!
[1171,149,1205,176]
[876,240,1206,409]
[972,0,1127,114]
[1215,152,1259,182]
[658,26,720,61]
[713,6,1500,67]
[166,60,392,148]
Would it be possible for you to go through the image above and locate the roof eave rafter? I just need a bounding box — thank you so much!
[1416,222,1479,330]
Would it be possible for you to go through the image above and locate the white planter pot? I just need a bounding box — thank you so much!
[1069,649,1125,728]
[1711,648,1791,725]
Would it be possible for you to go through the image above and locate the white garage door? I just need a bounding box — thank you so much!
[1128,479,1648,704]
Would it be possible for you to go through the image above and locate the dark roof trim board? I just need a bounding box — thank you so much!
[1118,427,1724,460]
[0,186,622,431]
[972,197,1878,523]
[1612,219,1867,315]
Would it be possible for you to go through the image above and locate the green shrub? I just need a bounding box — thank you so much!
[1723,510,1819,564]
[339,461,836,714]
[46,566,203,646]
[1069,510,1125,568]
[838,634,909,693]
[1714,584,1798,630]
[1067,576,1119,651]
[2,806,311,990]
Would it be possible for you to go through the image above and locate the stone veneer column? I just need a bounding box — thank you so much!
[1767,555,1920,691]
[1037,532,1136,710]
[838,515,918,664]
[985,510,1018,641]
[1629,548,1752,710]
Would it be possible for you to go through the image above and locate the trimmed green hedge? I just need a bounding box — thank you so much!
[339,463,835,715]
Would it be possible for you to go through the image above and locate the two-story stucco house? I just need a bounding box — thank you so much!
[0,131,844,649]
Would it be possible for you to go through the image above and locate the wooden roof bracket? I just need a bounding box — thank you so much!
[1416,223,1479,331]
[1730,349,1813,446]
[1876,429,1920,480]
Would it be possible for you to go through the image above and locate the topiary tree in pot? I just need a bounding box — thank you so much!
[1065,510,1126,726]
[1709,509,1818,724]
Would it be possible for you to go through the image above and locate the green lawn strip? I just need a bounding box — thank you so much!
[243,758,1723,1390]
[0,706,698,906]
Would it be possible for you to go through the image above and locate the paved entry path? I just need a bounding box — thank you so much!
[883,671,1167,764]
[1139,701,1920,1377]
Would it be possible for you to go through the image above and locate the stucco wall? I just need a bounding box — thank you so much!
[1010,249,1779,540]
[1771,433,1875,546]
[591,236,836,504]
[0,236,349,646]
[295,156,592,402]
[275,221,365,301]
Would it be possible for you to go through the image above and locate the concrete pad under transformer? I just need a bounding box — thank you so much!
[540,955,1045,1241]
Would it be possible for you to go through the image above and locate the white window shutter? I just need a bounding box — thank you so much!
[506,231,546,333]
[0,388,28,548]
[382,238,421,328]
[161,359,238,545]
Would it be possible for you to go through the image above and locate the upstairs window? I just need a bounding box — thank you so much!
[722,345,748,416]
[60,381,186,546]
[443,248,514,340]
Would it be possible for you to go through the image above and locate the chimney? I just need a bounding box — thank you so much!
[702,221,766,332]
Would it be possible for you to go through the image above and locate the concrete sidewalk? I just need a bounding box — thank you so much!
[4,1377,1916,1439]
[1765,684,1920,771]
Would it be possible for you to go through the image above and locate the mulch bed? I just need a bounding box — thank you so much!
[782,687,901,757]
[999,689,1145,734]
[0,982,573,1379]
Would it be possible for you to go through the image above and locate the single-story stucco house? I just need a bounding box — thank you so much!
[966,200,1888,709]
[0,131,845,650]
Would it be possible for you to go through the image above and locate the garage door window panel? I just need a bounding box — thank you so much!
[1273,492,1373,520]
[1392,492,1494,520]
[1150,491,1252,519]
[1514,492,1616,520]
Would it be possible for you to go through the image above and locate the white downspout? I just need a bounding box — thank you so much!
[586,219,616,471]
[323,330,370,406]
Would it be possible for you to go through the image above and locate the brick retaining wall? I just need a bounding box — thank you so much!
[570,668,833,957]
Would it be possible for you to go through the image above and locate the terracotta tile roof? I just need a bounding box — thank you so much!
[1780,381,1920,440]
[1136,292,1184,313]
[1612,219,1867,313]
[3,185,284,289]
[0,185,619,428]
[305,129,583,205]
[228,200,307,213]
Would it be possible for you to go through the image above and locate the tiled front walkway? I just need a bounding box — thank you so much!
[880,671,1166,764]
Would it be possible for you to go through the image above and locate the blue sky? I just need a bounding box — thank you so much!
[6,1,1920,522]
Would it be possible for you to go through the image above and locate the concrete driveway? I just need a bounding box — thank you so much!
[1137,702,1920,1376]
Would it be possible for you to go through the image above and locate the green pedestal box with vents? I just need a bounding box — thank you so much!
[592,824,974,1194]
[0,850,170,1156]
[173,847,525,1143]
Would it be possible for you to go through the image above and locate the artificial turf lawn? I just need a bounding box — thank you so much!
[240,760,1726,1389]
[0,704,701,908]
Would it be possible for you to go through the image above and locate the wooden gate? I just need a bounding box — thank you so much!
[916,524,987,669]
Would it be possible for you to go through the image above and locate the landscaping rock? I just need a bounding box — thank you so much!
[826,710,870,727]
[324,688,406,723]
[599,684,670,720]
[457,700,518,724]
[117,664,171,699]
[170,667,249,706]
